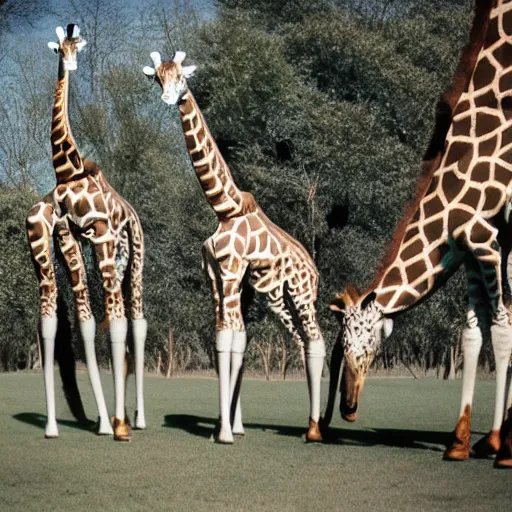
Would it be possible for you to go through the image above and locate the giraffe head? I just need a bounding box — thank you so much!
[329,286,393,421]
[47,24,86,72]
[142,51,197,105]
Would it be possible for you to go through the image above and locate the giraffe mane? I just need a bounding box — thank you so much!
[364,0,492,295]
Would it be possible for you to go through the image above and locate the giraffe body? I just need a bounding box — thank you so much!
[329,0,512,466]
[27,24,146,441]
[377,1,512,314]
[203,209,321,342]
[144,52,325,443]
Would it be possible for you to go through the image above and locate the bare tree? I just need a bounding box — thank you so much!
[0,47,53,188]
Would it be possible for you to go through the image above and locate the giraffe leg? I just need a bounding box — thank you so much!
[132,318,147,429]
[446,251,493,461]
[492,320,512,468]
[492,247,512,463]
[292,292,325,442]
[230,331,246,435]
[41,316,59,438]
[268,288,325,442]
[444,324,482,460]
[126,217,147,429]
[305,338,326,442]
[27,202,59,438]
[55,220,113,436]
[203,242,247,444]
[216,329,235,444]
[495,361,512,467]
[92,222,129,442]
[477,241,512,461]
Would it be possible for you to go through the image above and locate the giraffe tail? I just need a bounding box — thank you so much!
[53,293,92,427]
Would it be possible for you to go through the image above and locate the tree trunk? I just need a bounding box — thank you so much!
[279,337,289,380]
[447,345,456,380]
[256,342,272,380]
[299,342,306,376]
[156,351,162,375]
[166,328,174,378]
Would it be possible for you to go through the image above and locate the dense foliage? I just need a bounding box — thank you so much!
[1,0,489,376]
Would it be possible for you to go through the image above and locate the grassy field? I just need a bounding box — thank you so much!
[0,372,510,512]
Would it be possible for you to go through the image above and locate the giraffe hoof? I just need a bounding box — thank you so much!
[95,416,114,436]
[443,444,470,461]
[494,457,512,468]
[216,425,234,444]
[45,423,59,439]
[133,410,147,430]
[444,406,471,461]
[305,417,323,443]
[487,430,501,454]
[112,417,131,442]
[495,410,512,468]
[444,431,471,461]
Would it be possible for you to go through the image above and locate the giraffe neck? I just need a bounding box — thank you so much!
[51,58,85,184]
[368,0,512,315]
[373,237,462,316]
[178,91,251,219]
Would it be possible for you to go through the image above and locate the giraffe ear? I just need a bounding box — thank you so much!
[329,293,349,321]
[143,66,156,77]
[48,42,59,53]
[56,26,65,43]
[382,318,393,338]
[173,50,186,64]
[376,318,393,339]
[76,40,87,51]
[182,65,196,78]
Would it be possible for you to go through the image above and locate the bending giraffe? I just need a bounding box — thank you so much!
[26,24,147,441]
[143,51,325,444]
[327,0,512,468]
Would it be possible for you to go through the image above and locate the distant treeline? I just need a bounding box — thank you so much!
[1,0,489,377]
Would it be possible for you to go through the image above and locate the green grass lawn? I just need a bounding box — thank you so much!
[0,372,510,512]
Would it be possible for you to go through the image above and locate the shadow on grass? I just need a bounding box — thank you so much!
[163,414,459,452]
[13,412,95,433]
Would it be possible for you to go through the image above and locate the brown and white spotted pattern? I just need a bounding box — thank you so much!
[173,87,322,346]
[27,24,147,440]
[376,1,512,315]
[330,0,512,464]
[144,51,325,443]
[202,208,322,343]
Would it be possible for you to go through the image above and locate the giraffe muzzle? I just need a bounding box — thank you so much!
[339,364,364,422]
[63,61,77,71]
[340,400,358,422]
[161,93,177,105]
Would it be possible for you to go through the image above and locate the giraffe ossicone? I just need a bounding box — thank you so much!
[144,51,326,444]
[173,50,186,64]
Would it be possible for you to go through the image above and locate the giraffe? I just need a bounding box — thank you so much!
[328,0,512,467]
[142,51,326,444]
[26,24,147,442]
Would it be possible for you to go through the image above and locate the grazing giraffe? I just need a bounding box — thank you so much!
[143,51,325,444]
[26,24,147,441]
[328,0,512,467]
